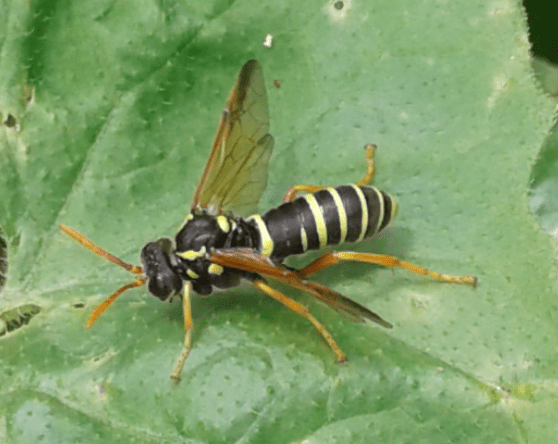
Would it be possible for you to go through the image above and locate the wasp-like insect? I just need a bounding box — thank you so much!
[60,60,476,380]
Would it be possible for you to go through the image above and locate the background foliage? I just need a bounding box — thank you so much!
[1,0,557,443]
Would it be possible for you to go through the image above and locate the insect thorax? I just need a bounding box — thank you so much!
[141,213,260,300]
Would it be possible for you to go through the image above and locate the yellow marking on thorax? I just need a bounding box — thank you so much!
[303,194,327,249]
[351,185,368,242]
[300,226,308,252]
[177,246,207,260]
[326,187,347,244]
[178,213,195,231]
[208,264,224,275]
[247,215,274,257]
[187,269,199,279]
[217,215,230,232]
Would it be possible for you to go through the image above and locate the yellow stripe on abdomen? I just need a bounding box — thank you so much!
[247,214,274,257]
[303,193,327,249]
[351,185,369,243]
[326,187,347,244]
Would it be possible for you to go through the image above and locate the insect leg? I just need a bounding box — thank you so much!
[171,281,194,381]
[298,251,477,286]
[253,279,348,362]
[354,143,376,187]
[282,185,327,203]
[282,144,376,202]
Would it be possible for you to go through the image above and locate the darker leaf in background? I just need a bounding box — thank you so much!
[525,0,558,235]
[1,1,558,444]
[0,227,7,292]
[523,0,558,64]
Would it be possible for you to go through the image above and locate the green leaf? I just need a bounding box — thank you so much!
[1,0,557,443]
[531,118,558,236]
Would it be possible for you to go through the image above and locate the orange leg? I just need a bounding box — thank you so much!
[298,251,477,286]
[282,144,377,202]
[354,143,376,187]
[171,281,194,381]
[282,185,327,203]
[253,279,348,362]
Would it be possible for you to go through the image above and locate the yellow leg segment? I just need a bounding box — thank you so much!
[354,143,376,187]
[171,281,194,381]
[298,251,477,286]
[253,279,348,362]
[282,144,377,202]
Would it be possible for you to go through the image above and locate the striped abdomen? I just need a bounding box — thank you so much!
[249,185,398,260]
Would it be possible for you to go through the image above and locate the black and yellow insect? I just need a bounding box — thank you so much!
[60,60,477,380]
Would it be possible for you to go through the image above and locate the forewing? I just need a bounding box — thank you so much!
[209,249,393,328]
[191,60,274,216]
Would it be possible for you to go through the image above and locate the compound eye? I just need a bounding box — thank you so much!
[147,270,182,300]
[141,238,182,300]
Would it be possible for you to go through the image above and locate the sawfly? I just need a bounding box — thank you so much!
[60,60,476,380]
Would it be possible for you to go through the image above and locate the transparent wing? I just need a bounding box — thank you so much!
[209,249,393,328]
[191,60,274,217]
